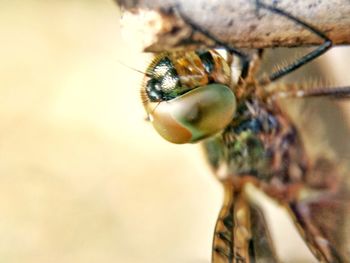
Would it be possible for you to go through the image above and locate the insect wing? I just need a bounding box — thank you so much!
[249,201,279,263]
[212,183,279,263]
[287,160,350,262]
[277,95,350,262]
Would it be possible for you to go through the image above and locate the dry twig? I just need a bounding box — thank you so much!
[116,0,350,52]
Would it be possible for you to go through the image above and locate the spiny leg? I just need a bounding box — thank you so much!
[176,2,333,86]
[255,0,332,85]
[268,83,350,100]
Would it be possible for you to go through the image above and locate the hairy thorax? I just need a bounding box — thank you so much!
[203,97,308,189]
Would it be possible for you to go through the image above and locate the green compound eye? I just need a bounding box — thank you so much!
[147,84,236,144]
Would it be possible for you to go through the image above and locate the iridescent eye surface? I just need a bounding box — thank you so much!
[147,84,236,143]
[141,50,236,144]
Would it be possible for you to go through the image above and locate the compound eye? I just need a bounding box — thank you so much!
[146,84,236,144]
[146,79,163,101]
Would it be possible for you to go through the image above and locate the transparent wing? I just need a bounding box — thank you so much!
[285,156,350,262]
[276,94,350,262]
[212,182,279,263]
[249,200,279,262]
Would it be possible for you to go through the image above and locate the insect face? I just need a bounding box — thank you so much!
[141,50,237,144]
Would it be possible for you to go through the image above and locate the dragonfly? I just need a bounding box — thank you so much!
[139,1,350,262]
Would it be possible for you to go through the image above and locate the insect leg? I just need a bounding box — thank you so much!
[174,7,251,79]
[255,0,332,85]
[269,83,350,100]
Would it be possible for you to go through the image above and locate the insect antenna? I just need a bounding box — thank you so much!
[117,60,152,78]
[145,102,162,122]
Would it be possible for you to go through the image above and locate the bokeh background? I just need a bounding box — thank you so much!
[1,1,350,262]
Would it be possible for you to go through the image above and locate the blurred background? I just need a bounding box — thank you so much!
[1,0,350,262]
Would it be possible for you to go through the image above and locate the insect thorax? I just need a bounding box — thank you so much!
[203,98,308,184]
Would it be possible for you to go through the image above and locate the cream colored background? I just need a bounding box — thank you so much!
[1,1,350,263]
